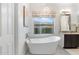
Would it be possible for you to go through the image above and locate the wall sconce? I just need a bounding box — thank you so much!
[60,9,71,14]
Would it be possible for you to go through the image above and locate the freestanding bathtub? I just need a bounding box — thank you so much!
[26,36,61,54]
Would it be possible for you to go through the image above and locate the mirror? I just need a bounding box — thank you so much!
[60,9,71,32]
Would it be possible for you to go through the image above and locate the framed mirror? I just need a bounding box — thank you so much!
[60,10,71,32]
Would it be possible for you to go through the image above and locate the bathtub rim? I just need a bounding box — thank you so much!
[26,36,61,44]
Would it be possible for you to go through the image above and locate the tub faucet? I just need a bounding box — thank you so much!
[26,33,29,38]
[26,33,31,42]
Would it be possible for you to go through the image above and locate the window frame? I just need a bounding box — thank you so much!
[33,17,55,34]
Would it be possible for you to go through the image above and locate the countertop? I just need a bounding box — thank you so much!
[64,32,79,34]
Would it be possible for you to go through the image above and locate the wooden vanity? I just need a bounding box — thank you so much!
[64,33,79,48]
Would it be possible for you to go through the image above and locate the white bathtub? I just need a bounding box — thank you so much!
[26,36,61,54]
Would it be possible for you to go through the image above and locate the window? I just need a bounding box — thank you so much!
[33,17,54,34]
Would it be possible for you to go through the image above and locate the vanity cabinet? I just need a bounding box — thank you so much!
[64,34,79,48]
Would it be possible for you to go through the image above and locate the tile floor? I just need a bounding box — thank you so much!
[55,46,70,55]
[65,48,79,55]
[26,46,70,55]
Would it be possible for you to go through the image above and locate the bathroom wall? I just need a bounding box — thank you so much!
[76,4,79,25]
[0,3,15,54]
[14,3,18,54]
[18,3,30,54]
[72,3,79,24]
[0,3,29,55]
[0,4,1,36]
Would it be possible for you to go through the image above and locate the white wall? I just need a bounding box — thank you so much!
[0,3,14,55]
[18,3,30,54]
